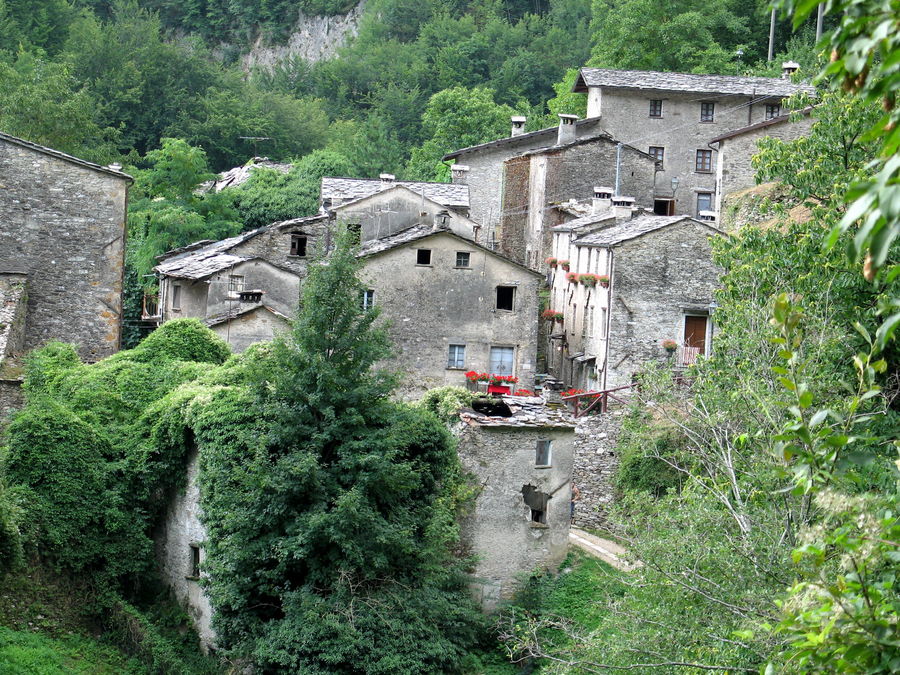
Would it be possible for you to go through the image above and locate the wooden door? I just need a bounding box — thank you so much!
[683,315,708,353]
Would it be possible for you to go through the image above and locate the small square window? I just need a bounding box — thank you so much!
[290,234,307,257]
[700,102,715,122]
[361,289,375,310]
[531,508,546,524]
[228,275,245,293]
[695,149,713,173]
[416,249,432,265]
[455,251,471,268]
[649,99,663,118]
[648,146,664,167]
[765,103,781,120]
[447,344,465,369]
[535,440,552,467]
[496,286,515,311]
[189,544,200,579]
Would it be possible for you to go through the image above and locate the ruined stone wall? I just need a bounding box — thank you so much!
[498,156,530,265]
[455,423,574,610]
[605,221,722,388]
[572,410,625,532]
[231,219,331,277]
[0,140,128,361]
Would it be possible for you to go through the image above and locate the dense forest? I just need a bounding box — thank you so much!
[3,0,898,673]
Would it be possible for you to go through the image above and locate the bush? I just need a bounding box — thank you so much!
[418,386,476,424]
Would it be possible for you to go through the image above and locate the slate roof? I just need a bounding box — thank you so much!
[708,106,815,143]
[321,177,470,209]
[573,68,815,98]
[357,224,543,277]
[552,209,618,233]
[572,214,722,247]
[459,396,576,429]
[204,303,290,327]
[0,131,133,181]
[443,117,605,160]
[213,157,292,192]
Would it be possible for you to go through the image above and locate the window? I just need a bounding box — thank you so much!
[535,440,552,467]
[361,289,375,310]
[171,284,181,310]
[416,249,432,265]
[649,99,663,117]
[648,146,664,167]
[447,344,465,369]
[455,251,471,268]
[765,103,781,120]
[695,149,713,172]
[289,234,307,257]
[228,275,244,293]
[496,285,515,311]
[582,305,593,342]
[188,544,200,579]
[700,101,715,122]
[599,307,608,338]
[348,223,361,245]
[697,192,713,214]
[531,508,546,524]
[489,346,514,375]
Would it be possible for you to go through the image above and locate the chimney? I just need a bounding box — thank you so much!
[556,114,578,146]
[108,163,122,172]
[451,164,470,185]
[511,116,527,137]
[697,210,717,223]
[781,61,800,79]
[592,186,614,214]
[433,209,451,230]
[611,196,636,221]
[379,173,395,183]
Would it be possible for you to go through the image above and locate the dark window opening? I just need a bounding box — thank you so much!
[648,146,664,167]
[765,103,781,120]
[290,234,308,257]
[347,223,361,245]
[172,285,181,310]
[700,101,715,122]
[653,199,675,216]
[496,286,515,311]
[361,289,375,310]
[416,249,432,265]
[535,440,552,466]
[522,484,550,525]
[455,251,471,268]
[189,544,200,579]
[649,99,663,117]
[471,398,513,417]
[531,508,546,524]
[239,290,263,303]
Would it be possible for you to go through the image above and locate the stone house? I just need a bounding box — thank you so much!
[572,66,814,217]
[709,109,815,217]
[547,195,723,389]
[497,118,659,269]
[320,174,470,215]
[0,131,132,362]
[358,224,543,398]
[455,395,576,610]
[443,116,607,243]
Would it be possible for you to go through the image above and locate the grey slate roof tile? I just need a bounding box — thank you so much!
[572,214,721,247]
[321,177,470,208]
[443,117,605,160]
[0,131,133,181]
[575,68,815,98]
[460,396,576,429]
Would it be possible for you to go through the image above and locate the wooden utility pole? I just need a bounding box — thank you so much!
[768,9,776,61]
[816,3,825,42]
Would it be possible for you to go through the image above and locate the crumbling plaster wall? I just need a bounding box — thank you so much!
[456,423,574,610]
[359,232,541,398]
[205,259,300,319]
[605,222,721,388]
[0,140,128,361]
[210,306,291,353]
[155,449,215,652]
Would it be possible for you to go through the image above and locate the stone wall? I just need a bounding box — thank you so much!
[605,220,722,388]
[455,422,575,610]
[209,306,291,353]
[0,379,23,424]
[0,138,128,361]
[572,410,625,532]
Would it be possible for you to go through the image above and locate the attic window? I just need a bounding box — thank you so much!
[765,103,781,120]
[416,249,432,265]
[496,286,515,311]
[455,251,471,268]
[700,101,715,122]
[290,235,307,257]
[228,274,245,293]
[649,99,662,118]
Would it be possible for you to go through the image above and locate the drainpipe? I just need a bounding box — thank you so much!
[601,248,614,392]
[614,143,622,196]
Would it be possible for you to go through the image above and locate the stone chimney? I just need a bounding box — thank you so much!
[451,164,470,185]
[592,186,614,214]
[556,114,578,146]
[511,116,527,137]
[697,210,717,223]
[433,209,451,230]
[379,173,395,184]
[781,61,800,79]
[611,196,636,221]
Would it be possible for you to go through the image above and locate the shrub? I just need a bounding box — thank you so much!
[418,386,476,424]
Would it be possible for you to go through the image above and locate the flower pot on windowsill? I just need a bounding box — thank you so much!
[487,384,511,395]
[597,275,610,288]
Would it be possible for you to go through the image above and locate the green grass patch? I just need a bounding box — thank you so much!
[0,626,145,674]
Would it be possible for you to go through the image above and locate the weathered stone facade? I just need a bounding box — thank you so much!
[0,132,131,361]
[359,228,542,398]
[0,273,27,424]
[455,397,576,610]
[571,410,625,532]
[499,137,658,269]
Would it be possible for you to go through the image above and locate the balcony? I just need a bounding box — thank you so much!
[141,293,161,321]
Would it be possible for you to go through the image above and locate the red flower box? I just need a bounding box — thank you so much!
[488,384,511,395]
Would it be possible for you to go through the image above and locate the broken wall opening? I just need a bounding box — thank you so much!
[522,484,550,524]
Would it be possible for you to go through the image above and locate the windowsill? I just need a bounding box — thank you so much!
[454,266,472,270]
[693,170,714,175]
[529,522,549,529]
[495,309,515,313]
[446,367,466,371]
[649,116,663,119]
[415,264,433,268]
[699,120,715,124]
[534,464,552,470]
[171,308,181,312]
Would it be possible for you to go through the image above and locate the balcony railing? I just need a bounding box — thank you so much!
[677,345,702,367]
[141,293,160,321]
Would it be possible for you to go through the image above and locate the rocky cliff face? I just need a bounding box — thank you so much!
[242,1,366,70]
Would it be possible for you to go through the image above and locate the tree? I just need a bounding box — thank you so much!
[198,228,485,672]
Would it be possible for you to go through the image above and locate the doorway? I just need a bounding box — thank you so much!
[653,199,675,216]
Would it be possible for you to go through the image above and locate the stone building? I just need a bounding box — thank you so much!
[709,109,815,217]
[572,66,814,216]
[547,195,723,389]
[358,224,543,398]
[0,131,132,362]
[320,174,470,214]
[497,121,659,269]
[443,116,606,243]
[455,395,576,610]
